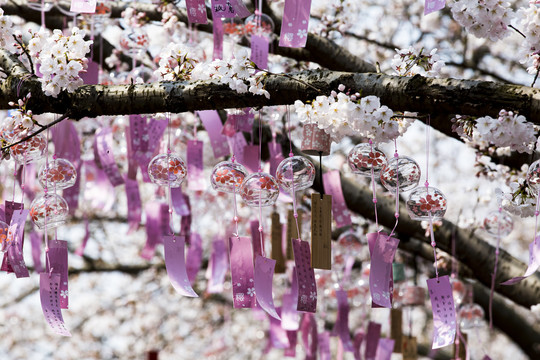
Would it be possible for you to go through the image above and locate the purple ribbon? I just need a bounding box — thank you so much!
[424,0,445,15]
[125,178,142,234]
[365,321,382,360]
[427,275,457,349]
[318,331,331,360]
[186,232,203,284]
[141,202,165,260]
[279,0,313,48]
[323,170,352,228]
[250,219,263,260]
[212,16,224,60]
[171,188,191,216]
[292,238,317,313]
[46,240,69,309]
[368,232,399,308]
[187,140,205,191]
[163,235,198,297]
[229,236,256,308]
[185,0,208,24]
[268,307,290,349]
[7,209,30,278]
[300,313,318,359]
[39,273,71,336]
[30,231,43,273]
[75,218,90,256]
[1,201,23,273]
[243,144,260,173]
[81,60,99,84]
[284,330,297,357]
[353,331,365,360]
[332,290,354,352]
[95,127,124,187]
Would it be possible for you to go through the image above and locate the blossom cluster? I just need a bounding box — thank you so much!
[161,3,184,36]
[392,47,445,77]
[190,48,270,98]
[449,0,513,41]
[313,0,360,38]
[121,6,148,28]
[516,5,540,76]
[27,27,92,97]
[294,86,411,143]
[472,110,537,154]
[498,179,538,217]
[154,43,198,81]
[0,8,13,49]
[4,93,35,135]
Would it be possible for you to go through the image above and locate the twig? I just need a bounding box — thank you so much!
[251,62,324,93]
[532,67,540,87]
[1,112,71,151]
[509,25,526,39]
[12,34,35,76]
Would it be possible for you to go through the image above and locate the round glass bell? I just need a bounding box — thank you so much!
[29,193,69,229]
[347,143,387,176]
[483,210,513,237]
[276,156,315,193]
[222,17,245,42]
[240,172,279,207]
[451,278,467,306]
[0,220,10,253]
[527,159,540,192]
[148,153,187,188]
[406,186,447,221]
[119,28,149,57]
[459,303,485,331]
[336,230,363,257]
[380,156,421,192]
[210,161,248,193]
[10,134,47,165]
[244,13,275,39]
[38,158,77,190]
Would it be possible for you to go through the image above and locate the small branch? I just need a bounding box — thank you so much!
[1,112,71,151]
[12,34,35,76]
[509,25,527,39]
[532,67,540,88]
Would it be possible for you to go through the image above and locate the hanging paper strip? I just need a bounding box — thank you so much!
[185,0,208,24]
[198,110,230,158]
[427,275,457,349]
[332,290,354,352]
[284,330,297,357]
[1,201,23,273]
[207,238,228,293]
[318,331,331,360]
[368,232,399,308]
[375,338,395,360]
[129,115,148,166]
[254,255,280,319]
[365,321,382,360]
[501,238,540,285]
[251,35,269,70]
[301,313,318,360]
[227,132,248,164]
[163,235,198,297]
[125,178,142,233]
[140,119,168,182]
[279,0,313,48]
[186,232,203,284]
[243,144,260,173]
[81,60,99,84]
[141,202,164,260]
[281,290,300,330]
[46,240,69,309]
[250,219,263,260]
[292,238,317,312]
[268,308,289,349]
[75,218,90,256]
[353,331,365,360]
[212,16,224,60]
[171,188,191,216]
[95,127,124,187]
[70,0,97,13]
[7,209,30,278]
[211,0,250,18]
[268,140,285,177]
[424,0,445,15]
[236,109,254,132]
[229,236,257,308]
[323,170,352,228]
[187,140,205,191]
[30,231,43,273]
[39,273,71,336]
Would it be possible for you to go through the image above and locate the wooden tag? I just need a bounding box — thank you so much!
[390,308,403,353]
[271,212,286,273]
[286,209,302,260]
[454,333,467,360]
[402,336,417,360]
[311,193,332,269]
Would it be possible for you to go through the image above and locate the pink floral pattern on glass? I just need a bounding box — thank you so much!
[240,172,279,207]
[29,194,69,229]
[10,133,47,164]
[38,158,77,190]
[210,161,248,193]
[380,156,421,192]
[148,154,187,188]
[406,186,447,221]
[347,143,387,176]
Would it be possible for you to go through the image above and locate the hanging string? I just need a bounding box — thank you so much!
[489,207,503,329]
[258,110,265,254]
[424,115,439,280]
[388,139,400,239]
[534,189,540,245]
[287,106,301,239]
[166,113,174,239]
[368,139,380,231]
[44,125,51,275]
[231,112,240,239]
[20,154,26,204]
